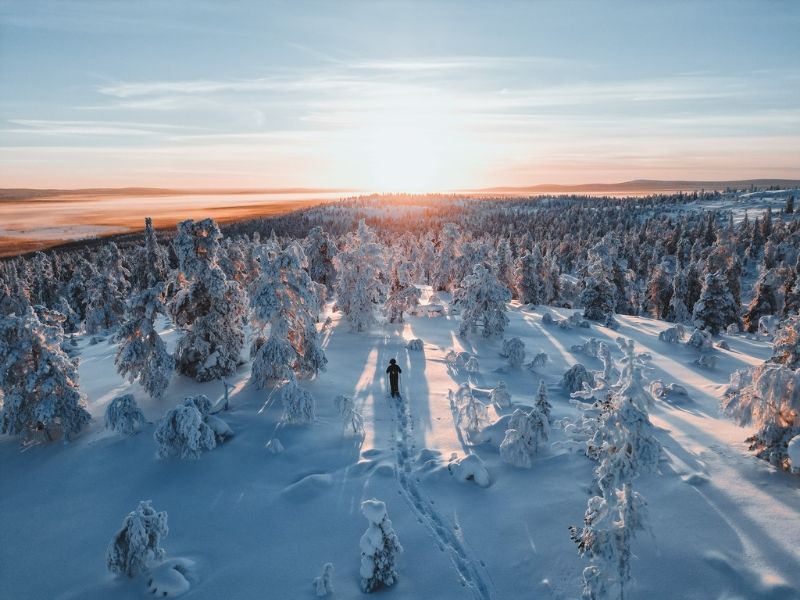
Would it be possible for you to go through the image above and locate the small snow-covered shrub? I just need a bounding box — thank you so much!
[448,453,490,487]
[359,499,402,592]
[535,380,552,423]
[450,386,490,437]
[687,328,713,351]
[445,350,471,373]
[405,338,423,351]
[541,312,555,325]
[716,340,730,350]
[464,355,480,373]
[726,323,740,335]
[694,354,718,369]
[107,500,168,577]
[649,380,690,402]
[500,407,548,468]
[490,380,512,408]
[335,394,363,434]
[571,337,601,357]
[528,351,549,370]
[105,394,146,435]
[278,377,315,424]
[313,562,334,597]
[561,363,596,393]
[568,312,591,329]
[501,337,525,368]
[154,404,216,459]
[658,324,686,344]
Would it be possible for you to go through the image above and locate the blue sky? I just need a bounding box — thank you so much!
[1,0,798,190]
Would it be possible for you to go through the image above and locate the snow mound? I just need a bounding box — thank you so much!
[681,472,709,486]
[477,414,512,448]
[281,473,334,502]
[265,438,284,454]
[145,558,194,598]
[448,454,490,487]
[703,551,799,600]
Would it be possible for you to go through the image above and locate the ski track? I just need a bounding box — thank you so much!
[390,388,494,600]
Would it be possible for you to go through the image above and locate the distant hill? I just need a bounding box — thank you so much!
[469,179,800,194]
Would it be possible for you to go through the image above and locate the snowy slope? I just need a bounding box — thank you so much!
[2,300,799,600]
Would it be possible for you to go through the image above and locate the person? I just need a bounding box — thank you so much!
[386,358,402,398]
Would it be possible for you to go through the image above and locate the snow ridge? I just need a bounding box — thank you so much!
[391,387,494,600]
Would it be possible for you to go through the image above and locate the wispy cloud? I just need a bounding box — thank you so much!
[3,118,201,137]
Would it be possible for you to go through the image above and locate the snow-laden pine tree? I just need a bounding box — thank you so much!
[85,243,130,333]
[0,306,90,440]
[581,238,617,322]
[115,220,173,399]
[722,315,800,470]
[250,242,326,386]
[333,220,387,332]
[385,260,420,323]
[451,385,490,437]
[513,246,545,305]
[278,376,315,424]
[742,267,784,333]
[570,484,648,600]
[169,219,247,381]
[500,406,549,468]
[692,271,740,334]
[154,403,217,459]
[501,337,526,368]
[359,499,402,592]
[313,562,335,597]
[431,223,462,292]
[131,218,168,292]
[666,267,691,323]
[105,394,146,435]
[304,226,338,287]
[107,500,168,577]
[454,262,511,338]
[535,380,552,424]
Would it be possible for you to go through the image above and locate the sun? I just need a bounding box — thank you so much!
[362,125,444,193]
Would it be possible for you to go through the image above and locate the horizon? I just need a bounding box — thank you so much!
[1,1,799,191]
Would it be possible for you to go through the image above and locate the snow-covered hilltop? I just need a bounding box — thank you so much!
[1,191,799,600]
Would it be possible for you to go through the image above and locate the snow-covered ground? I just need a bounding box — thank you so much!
[2,297,799,600]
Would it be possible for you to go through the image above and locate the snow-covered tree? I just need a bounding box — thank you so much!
[105,394,146,435]
[313,562,335,597]
[535,380,552,423]
[561,363,596,393]
[490,380,512,407]
[501,337,526,368]
[692,271,740,334]
[742,268,784,333]
[335,394,364,434]
[85,244,129,333]
[0,306,90,440]
[722,316,800,469]
[250,243,326,386]
[154,403,216,459]
[451,385,490,437]
[107,500,168,577]
[169,219,247,381]
[385,261,420,323]
[114,229,173,400]
[431,223,462,292]
[454,262,511,338]
[514,247,545,305]
[304,226,338,287]
[570,484,648,600]
[500,406,548,468]
[666,268,691,323]
[333,220,386,331]
[278,376,315,424]
[581,238,617,322]
[131,217,168,291]
[359,499,402,592]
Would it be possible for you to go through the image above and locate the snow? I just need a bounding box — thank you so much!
[2,302,800,599]
[788,435,800,473]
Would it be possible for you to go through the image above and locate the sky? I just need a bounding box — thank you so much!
[0,0,799,191]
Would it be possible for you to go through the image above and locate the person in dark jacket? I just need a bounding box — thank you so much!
[386,358,402,397]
